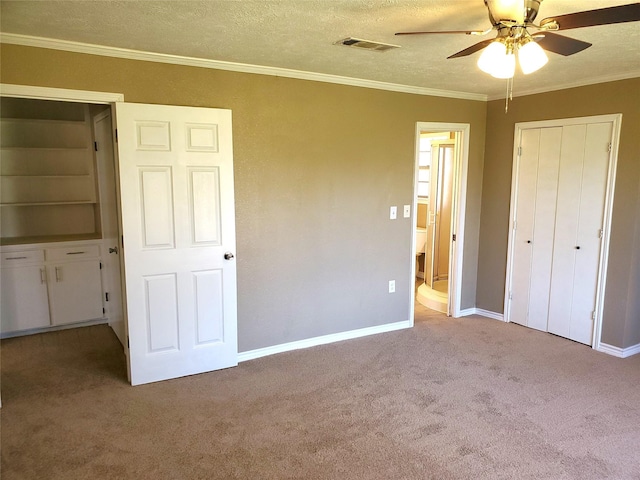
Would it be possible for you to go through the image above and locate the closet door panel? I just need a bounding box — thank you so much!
[548,124,587,340]
[569,122,612,344]
[528,127,562,332]
[509,129,539,326]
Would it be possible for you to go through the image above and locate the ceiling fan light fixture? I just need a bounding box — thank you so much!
[485,0,526,24]
[477,41,516,78]
[518,39,548,74]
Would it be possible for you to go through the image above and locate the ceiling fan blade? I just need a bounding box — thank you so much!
[539,3,640,30]
[447,38,496,59]
[395,30,486,36]
[534,32,592,56]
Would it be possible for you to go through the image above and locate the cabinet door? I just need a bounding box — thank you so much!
[0,265,50,333]
[47,260,104,325]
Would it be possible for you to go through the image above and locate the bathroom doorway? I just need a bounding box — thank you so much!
[412,123,468,317]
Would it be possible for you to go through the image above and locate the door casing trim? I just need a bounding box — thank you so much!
[412,122,470,321]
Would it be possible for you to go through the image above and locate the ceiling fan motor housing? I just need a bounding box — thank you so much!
[485,0,542,25]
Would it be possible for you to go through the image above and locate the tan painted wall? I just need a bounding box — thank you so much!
[477,78,640,349]
[0,44,486,352]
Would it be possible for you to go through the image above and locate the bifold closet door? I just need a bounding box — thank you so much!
[547,122,612,344]
[510,127,562,331]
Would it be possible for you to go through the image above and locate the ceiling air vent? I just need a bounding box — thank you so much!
[334,37,400,52]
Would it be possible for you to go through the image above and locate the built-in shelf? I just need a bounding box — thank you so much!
[0,98,101,245]
[1,117,88,125]
[1,233,103,246]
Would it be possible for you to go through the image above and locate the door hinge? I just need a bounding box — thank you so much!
[127,337,130,348]
[452,234,457,241]
[591,311,596,321]
[94,141,98,152]
[607,143,612,153]
[99,262,103,269]
[102,307,106,315]
[509,291,513,300]
[518,146,522,156]
[598,229,603,239]
[105,292,110,302]
[115,129,118,142]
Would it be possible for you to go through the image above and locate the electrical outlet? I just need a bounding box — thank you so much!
[390,206,397,220]
[403,205,410,218]
[388,280,395,293]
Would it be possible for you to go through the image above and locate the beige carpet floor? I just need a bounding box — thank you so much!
[1,303,639,480]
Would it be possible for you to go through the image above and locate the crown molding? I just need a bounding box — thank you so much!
[487,70,640,101]
[0,83,124,103]
[0,33,487,102]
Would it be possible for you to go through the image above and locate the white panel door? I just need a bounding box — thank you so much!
[115,102,237,386]
[424,143,439,289]
[509,129,539,327]
[548,123,611,344]
[425,141,454,289]
[527,127,562,331]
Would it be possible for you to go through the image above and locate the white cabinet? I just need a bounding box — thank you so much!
[0,263,50,332]
[48,260,104,326]
[0,242,105,336]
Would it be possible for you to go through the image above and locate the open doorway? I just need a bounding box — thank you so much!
[411,122,469,318]
[0,94,127,388]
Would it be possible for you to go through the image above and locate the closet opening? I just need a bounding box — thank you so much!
[0,96,126,377]
[504,115,621,350]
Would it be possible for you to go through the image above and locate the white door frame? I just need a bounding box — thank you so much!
[411,122,470,320]
[504,114,622,351]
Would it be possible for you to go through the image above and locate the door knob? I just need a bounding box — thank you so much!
[224,252,235,260]
[575,246,581,250]
[109,247,119,254]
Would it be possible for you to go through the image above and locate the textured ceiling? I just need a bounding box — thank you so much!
[1,0,639,98]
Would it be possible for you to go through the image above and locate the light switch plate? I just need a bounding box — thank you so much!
[403,205,410,218]
[388,280,395,293]
[390,206,397,220]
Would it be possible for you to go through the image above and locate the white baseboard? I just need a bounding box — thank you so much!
[597,342,640,358]
[458,308,505,322]
[238,320,412,363]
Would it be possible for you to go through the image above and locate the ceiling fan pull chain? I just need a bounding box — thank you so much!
[506,76,515,113]
[505,77,510,113]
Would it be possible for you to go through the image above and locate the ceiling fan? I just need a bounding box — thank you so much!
[396,1,640,78]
